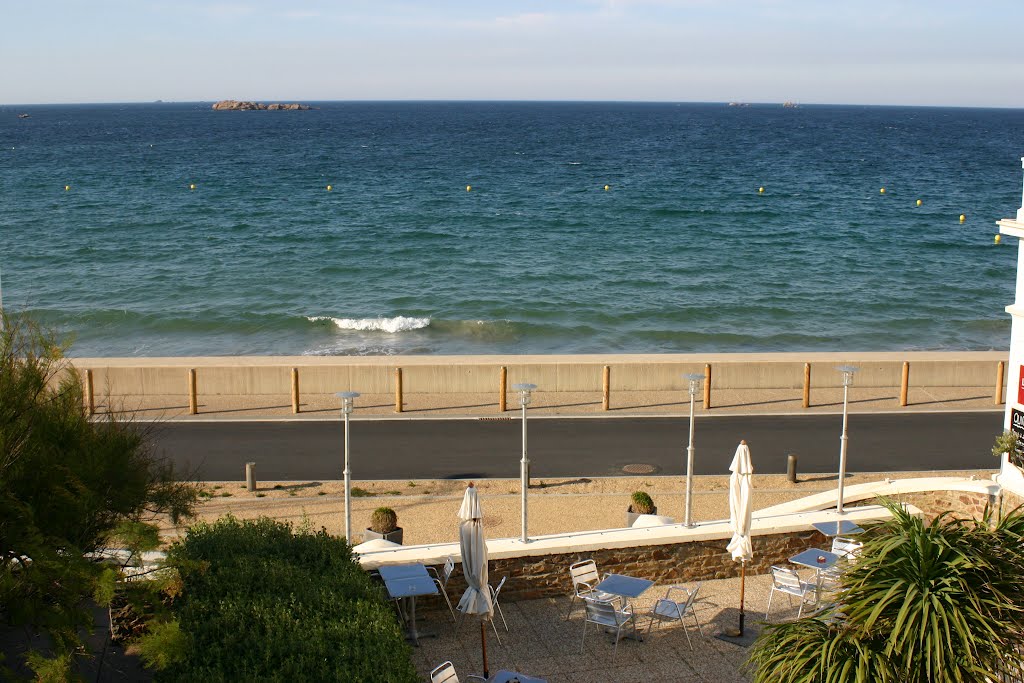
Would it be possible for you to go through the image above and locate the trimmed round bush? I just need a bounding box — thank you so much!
[370,507,398,534]
[630,491,655,514]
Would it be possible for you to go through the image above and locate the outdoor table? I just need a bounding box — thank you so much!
[593,573,654,641]
[488,671,548,683]
[379,563,439,646]
[812,520,865,537]
[789,548,840,608]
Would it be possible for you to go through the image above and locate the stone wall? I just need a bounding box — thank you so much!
[428,529,820,605]
[880,490,996,522]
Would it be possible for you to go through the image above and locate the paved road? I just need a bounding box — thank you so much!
[151,412,1003,481]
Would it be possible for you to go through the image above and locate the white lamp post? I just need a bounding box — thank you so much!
[336,391,360,540]
[835,366,858,513]
[513,382,537,543]
[683,372,704,527]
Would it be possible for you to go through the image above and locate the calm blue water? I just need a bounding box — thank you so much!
[1,101,1022,357]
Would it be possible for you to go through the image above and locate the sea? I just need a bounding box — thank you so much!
[1,101,1022,357]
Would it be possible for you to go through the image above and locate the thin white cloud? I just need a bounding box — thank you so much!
[494,12,553,27]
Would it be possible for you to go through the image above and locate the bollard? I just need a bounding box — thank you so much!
[85,369,95,416]
[246,462,257,492]
[787,454,798,484]
[703,364,712,409]
[291,367,300,414]
[996,361,1006,405]
[188,368,197,415]
[602,365,610,411]
[499,366,507,412]
[899,361,910,407]
[394,367,403,413]
[802,363,811,408]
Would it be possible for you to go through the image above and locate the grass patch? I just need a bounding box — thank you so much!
[256,493,266,498]
[382,491,401,496]
[273,484,284,490]
[198,490,214,499]
[317,491,327,496]
[407,481,417,487]
[219,492,233,498]
[351,487,372,497]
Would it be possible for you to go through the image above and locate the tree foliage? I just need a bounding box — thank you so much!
[748,500,1024,683]
[0,313,198,663]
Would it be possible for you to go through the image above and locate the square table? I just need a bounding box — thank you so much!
[812,520,865,537]
[379,563,439,646]
[789,548,840,608]
[593,573,654,641]
[488,671,548,683]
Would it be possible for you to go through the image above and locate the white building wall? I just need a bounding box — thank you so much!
[998,158,1024,495]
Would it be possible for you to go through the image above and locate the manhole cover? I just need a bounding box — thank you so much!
[478,417,514,422]
[622,463,658,475]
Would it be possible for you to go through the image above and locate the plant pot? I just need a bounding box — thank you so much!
[362,527,403,545]
[626,505,657,528]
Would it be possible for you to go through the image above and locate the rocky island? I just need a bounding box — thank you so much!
[211,100,312,111]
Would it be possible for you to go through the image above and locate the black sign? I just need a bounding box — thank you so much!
[1011,408,1024,468]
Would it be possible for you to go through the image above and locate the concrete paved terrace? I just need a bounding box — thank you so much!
[408,572,795,682]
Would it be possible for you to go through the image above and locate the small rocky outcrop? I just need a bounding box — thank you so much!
[212,100,312,111]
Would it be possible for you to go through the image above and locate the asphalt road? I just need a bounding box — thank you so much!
[150,412,1003,481]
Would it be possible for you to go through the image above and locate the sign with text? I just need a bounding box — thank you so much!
[1011,408,1024,468]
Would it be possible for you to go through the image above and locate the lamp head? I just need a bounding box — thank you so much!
[683,372,704,395]
[512,382,537,406]
[335,390,360,414]
[835,365,859,387]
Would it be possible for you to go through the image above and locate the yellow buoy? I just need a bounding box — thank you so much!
[916,199,922,206]
[880,187,886,194]
[758,186,764,194]
[995,235,1002,244]
[326,185,332,192]
[466,185,472,192]
[64,185,70,191]
[604,185,610,191]
[959,214,966,223]
[189,183,196,190]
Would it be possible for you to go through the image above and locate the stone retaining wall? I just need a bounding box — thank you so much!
[882,490,997,522]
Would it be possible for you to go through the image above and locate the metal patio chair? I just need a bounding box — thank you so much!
[566,559,622,620]
[580,597,637,656]
[426,555,457,621]
[766,565,818,619]
[490,575,509,632]
[645,582,704,649]
[429,661,487,683]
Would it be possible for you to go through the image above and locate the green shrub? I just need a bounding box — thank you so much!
[370,507,398,533]
[630,491,655,514]
[162,516,416,683]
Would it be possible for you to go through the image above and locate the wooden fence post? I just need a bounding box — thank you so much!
[996,361,1006,406]
[499,366,507,412]
[85,369,95,416]
[395,367,403,413]
[602,365,611,411]
[703,364,712,410]
[802,363,811,409]
[291,367,300,414]
[900,361,910,407]
[188,368,197,415]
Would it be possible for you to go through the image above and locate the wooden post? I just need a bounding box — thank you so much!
[996,360,1006,406]
[188,368,197,415]
[85,369,95,416]
[899,361,910,407]
[802,363,811,408]
[602,365,611,411]
[245,462,257,492]
[703,364,712,409]
[394,367,403,413]
[291,367,300,414]
[787,454,798,484]
[499,366,507,412]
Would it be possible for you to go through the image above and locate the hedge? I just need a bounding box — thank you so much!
[161,516,417,682]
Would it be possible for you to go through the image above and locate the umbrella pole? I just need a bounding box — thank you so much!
[738,560,746,635]
[480,621,489,680]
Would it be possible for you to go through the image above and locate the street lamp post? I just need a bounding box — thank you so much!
[513,382,537,543]
[835,366,858,514]
[336,391,360,540]
[683,372,704,527]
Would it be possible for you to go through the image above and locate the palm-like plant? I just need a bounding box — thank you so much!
[748,500,1024,683]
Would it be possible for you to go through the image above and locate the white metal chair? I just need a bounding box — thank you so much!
[566,559,622,620]
[426,556,457,621]
[429,661,487,683]
[489,575,509,632]
[580,597,636,656]
[821,537,865,591]
[645,583,704,649]
[766,566,818,619]
[831,537,863,560]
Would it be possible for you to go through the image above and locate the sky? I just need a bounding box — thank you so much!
[3,0,1023,107]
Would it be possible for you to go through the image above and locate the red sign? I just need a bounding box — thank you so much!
[1019,365,1024,405]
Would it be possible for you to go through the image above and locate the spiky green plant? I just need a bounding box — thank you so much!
[747,500,1024,683]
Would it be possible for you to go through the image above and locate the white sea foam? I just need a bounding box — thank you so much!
[308,315,430,334]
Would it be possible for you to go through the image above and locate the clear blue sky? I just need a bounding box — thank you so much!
[4,0,1023,107]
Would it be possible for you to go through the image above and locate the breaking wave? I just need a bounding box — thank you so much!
[307,315,431,334]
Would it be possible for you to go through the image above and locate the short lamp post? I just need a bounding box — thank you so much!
[683,372,704,527]
[835,366,858,514]
[336,391,360,541]
[513,382,537,544]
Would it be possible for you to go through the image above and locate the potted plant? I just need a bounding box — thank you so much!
[363,506,403,545]
[626,491,657,527]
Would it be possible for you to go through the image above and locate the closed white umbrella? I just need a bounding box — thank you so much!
[725,440,754,637]
[457,483,494,678]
